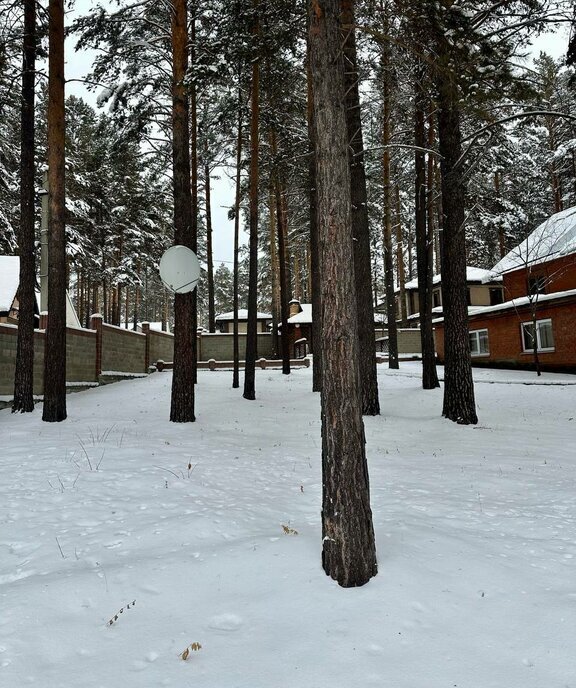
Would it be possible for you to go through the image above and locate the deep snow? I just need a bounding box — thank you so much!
[1,364,575,688]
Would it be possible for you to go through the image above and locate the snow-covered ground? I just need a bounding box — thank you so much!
[1,363,575,688]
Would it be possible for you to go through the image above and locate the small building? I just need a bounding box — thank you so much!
[391,266,504,326]
[0,256,40,325]
[215,309,272,334]
[285,299,421,358]
[0,255,81,328]
[435,208,576,372]
[286,300,313,357]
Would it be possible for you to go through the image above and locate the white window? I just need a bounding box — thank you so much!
[521,319,554,352]
[469,329,489,357]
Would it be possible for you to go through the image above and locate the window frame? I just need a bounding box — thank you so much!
[469,328,490,357]
[521,318,555,353]
[527,274,546,296]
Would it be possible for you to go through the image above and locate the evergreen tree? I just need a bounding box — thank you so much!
[309,0,377,588]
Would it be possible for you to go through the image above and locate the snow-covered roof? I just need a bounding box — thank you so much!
[433,288,576,323]
[286,304,387,326]
[215,309,272,321]
[287,303,312,324]
[0,256,20,311]
[403,266,501,291]
[486,207,576,280]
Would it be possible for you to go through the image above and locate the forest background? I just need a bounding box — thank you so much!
[0,0,574,333]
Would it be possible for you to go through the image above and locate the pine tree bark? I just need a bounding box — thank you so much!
[169,0,195,422]
[274,173,291,374]
[309,0,377,588]
[414,65,439,390]
[42,0,67,423]
[190,13,199,381]
[232,84,242,389]
[306,50,322,393]
[268,188,280,359]
[341,0,379,415]
[381,39,398,370]
[243,0,260,401]
[436,73,477,424]
[13,0,36,413]
[205,162,216,333]
[395,186,407,324]
[270,128,291,374]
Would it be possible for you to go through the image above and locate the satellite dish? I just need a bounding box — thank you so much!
[159,245,200,294]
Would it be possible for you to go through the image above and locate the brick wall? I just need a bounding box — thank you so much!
[100,322,147,373]
[66,327,98,382]
[198,333,274,361]
[504,254,576,299]
[1,324,96,395]
[435,296,576,371]
[373,328,422,353]
[147,328,174,365]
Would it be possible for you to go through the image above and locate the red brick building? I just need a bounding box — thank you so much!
[435,208,576,373]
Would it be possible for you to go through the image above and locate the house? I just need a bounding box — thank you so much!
[215,309,272,334]
[286,300,313,357]
[0,255,81,328]
[0,256,28,324]
[285,299,422,358]
[390,266,504,326]
[434,208,576,372]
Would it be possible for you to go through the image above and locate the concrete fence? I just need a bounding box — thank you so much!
[0,321,279,397]
[0,315,164,396]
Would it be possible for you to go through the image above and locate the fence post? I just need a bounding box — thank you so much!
[91,314,103,379]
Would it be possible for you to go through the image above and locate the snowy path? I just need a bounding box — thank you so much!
[1,365,575,687]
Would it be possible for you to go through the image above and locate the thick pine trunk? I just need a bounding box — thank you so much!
[309,0,377,588]
[243,0,260,401]
[341,0,379,415]
[13,0,36,413]
[42,0,67,423]
[414,65,439,390]
[169,0,195,422]
[437,79,477,425]
[307,53,322,392]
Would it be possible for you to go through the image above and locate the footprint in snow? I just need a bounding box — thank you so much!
[208,613,243,632]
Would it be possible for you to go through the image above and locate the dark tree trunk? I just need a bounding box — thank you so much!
[274,172,291,374]
[395,186,406,324]
[270,128,290,375]
[414,65,439,390]
[268,188,280,359]
[169,0,195,422]
[232,84,242,389]
[306,51,322,393]
[341,0,379,415]
[13,0,36,413]
[205,162,216,333]
[437,75,477,425]
[243,0,260,401]
[309,0,377,588]
[42,0,67,423]
[190,13,198,381]
[381,40,398,369]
